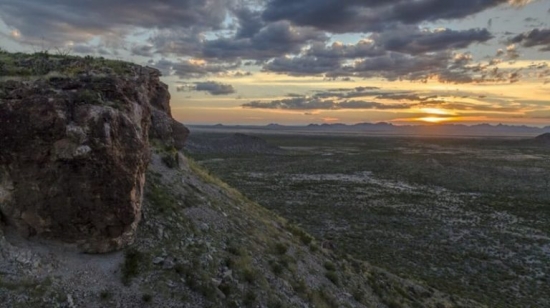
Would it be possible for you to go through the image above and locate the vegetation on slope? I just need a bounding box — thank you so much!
[0,144,483,307]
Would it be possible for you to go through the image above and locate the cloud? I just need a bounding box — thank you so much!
[264,56,341,76]
[509,28,550,51]
[306,40,385,59]
[313,87,388,99]
[262,0,524,33]
[130,44,155,57]
[340,51,453,81]
[0,0,543,86]
[149,58,241,79]
[262,26,494,82]
[176,81,235,95]
[194,81,236,95]
[373,27,493,55]
[241,87,546,118]
[0,0,231,45]
[242,96,411,110]
[202,20,327,61]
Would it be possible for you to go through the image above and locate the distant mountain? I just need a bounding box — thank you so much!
[189,123,549,137]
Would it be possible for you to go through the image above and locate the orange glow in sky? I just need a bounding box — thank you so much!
[418,117,453,123]
[420,108,454,116]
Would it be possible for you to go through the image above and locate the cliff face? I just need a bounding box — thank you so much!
[0,55,188,253]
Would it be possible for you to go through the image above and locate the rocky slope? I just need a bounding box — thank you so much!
[0,150,484,308]
[0,52,483,307]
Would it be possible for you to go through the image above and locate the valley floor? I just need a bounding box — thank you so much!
[189,132,550,308]
[0,146,479,307]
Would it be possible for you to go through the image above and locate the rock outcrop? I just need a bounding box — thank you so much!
[0,55,187,253]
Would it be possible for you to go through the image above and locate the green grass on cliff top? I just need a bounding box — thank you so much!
[0,49,137,78]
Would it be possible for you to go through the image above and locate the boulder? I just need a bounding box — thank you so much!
[0,62,187,253]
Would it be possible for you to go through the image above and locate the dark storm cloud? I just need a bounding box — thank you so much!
[509,28,550,51]
[262,0,517,33]
[262,0,390,33]
[263,56,341,76]
[0,0,230,44]
[0,0,537,82]
[306,41,386,59]
[375,28,493,55]
[149,58,241,79]
[130,44,155,57]
[202,21,327,61]
[194,81,236,95]
[242,97,411,110]
[262,27,493,81]
[233,7,264,39]
[176,81,236,95]
[341,51,452,81]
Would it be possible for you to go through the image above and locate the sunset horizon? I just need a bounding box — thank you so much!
[1,0,548,126]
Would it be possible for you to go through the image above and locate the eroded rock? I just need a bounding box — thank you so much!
[0,62,187,253]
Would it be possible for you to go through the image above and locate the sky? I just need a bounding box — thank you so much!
[0,0,549,126]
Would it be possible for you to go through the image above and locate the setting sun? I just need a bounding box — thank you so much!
[419,116,451,123]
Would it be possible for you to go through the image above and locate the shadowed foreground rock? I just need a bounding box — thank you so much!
[0,57,188,253]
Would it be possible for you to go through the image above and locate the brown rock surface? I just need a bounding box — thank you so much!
[0,59,187,253]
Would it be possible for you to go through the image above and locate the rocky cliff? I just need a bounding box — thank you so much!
[0,53,188,253]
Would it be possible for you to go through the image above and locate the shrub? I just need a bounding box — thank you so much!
[121,248,142,285]
[219,282,233,296]
[291,278,308,294]
[309,243,318,252]
[323,261,336,271]
[227,244,244,256]
[162,153,179,169]
[325,271,339,286]
[244,290,257,307]
[270,261,284,275]
[274,242,288,255]
[242,268,258,284]
[99,290,112,300]
[287,224,314,245]
[352,288,364,302]
[142,293,153,303]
